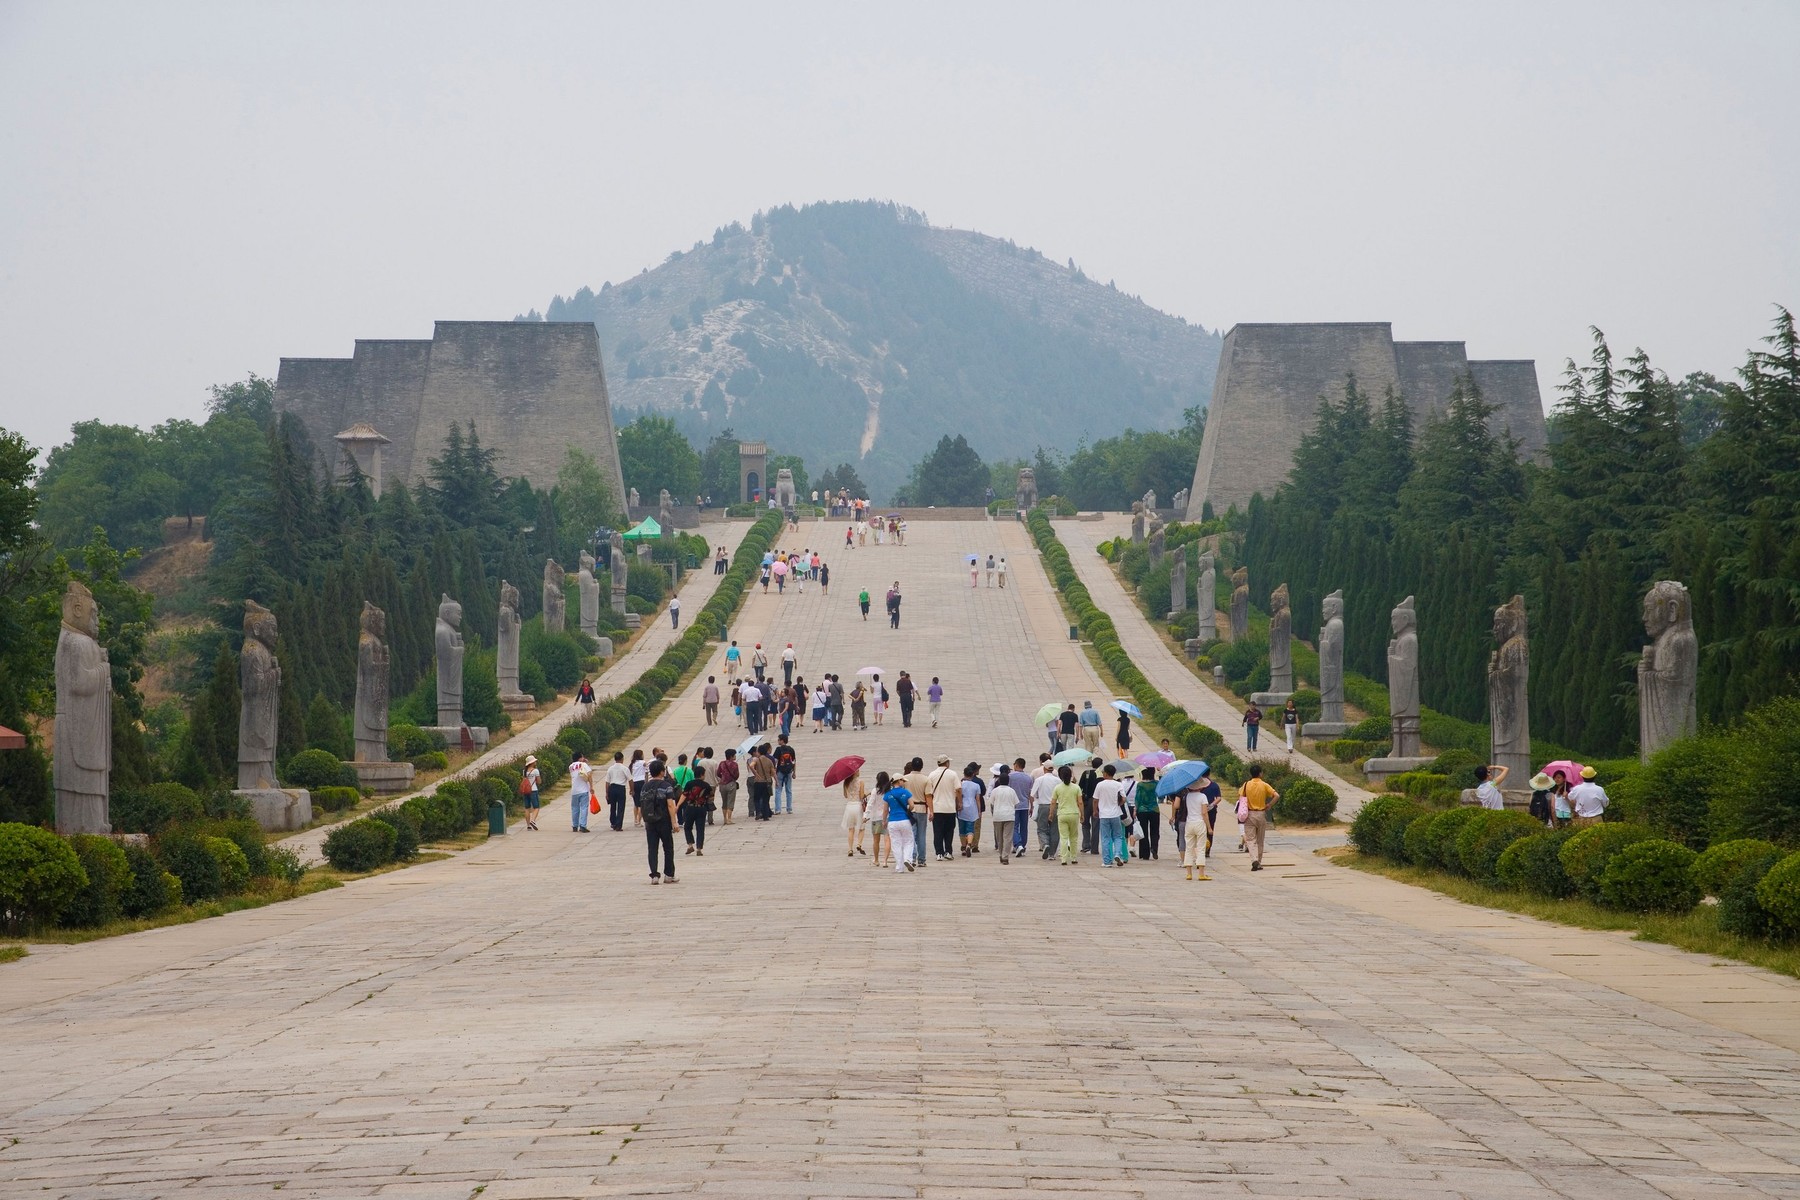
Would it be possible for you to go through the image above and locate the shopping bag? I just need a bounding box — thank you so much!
[590,796,601,815]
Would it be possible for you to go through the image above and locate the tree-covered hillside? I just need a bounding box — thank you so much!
[520,201,1221,499]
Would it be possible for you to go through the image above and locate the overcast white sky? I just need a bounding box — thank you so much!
[2,0,1795,456]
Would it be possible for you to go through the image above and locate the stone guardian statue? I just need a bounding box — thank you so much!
[578,551,600,635]
[1388,596,1421,758]
[1229,567,1249,642]
[54,580,112,835]
[1267,583,1294,696]
[1130,503,1145,544]
[354,601,390,763]
[496,580,522,697]
[1306,589,1347,735]
[1638,580,1698,760]
[542,558,566,634]
[1148,519,1165,567]
[1015,467,1037,511]
[1169,543,1188,616]
[1488,595,1532,796]
[609,531,628,614]
[237,600,281,790]
[1195,552,1217,641]
[436,594,465,728]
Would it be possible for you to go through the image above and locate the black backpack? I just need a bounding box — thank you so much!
[640,778,676,821]
[1528,790,1551,821]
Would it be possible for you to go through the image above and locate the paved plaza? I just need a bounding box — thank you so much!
[3,517,1800,1199]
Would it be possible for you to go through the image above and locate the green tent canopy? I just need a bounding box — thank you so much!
[622,517,663,541]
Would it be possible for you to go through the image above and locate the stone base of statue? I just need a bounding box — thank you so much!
[1301,721,1351,740]
[351,761,415,794]
[1249,691,1292,707]
[1361,755,1433,786]
[55,796,112,837]
[1458,786,1533,812]
[423,725,489,751]
[500,692,536,719]
[624,614,642,630]
[611,587,628,615]
[593,637,614,658]
[235,787,313,833]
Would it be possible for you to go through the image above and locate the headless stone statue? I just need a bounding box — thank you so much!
[1148,520,1165,566]
[497,580,522,697]
[1169,543,1188,615]
[542,559,566,634]
[1196,552,1217,641]
[609,531,628,614]
[1388,596,1421,757]
[1488,595,1531,792]
[1229,567,1249,641]
[436,595,465,728]
[237,600,281,790]
[354,601,390,763]
[578,551,600,635]
[1130,503,1145,544]
[54,580,112,835]
[1639,580,1698,761]
[1268,583,1294,694]
[1317,589,1345,725]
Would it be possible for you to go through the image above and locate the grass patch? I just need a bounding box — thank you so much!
[0,945,26,964]
[18,876,346,945]
[1328,847,1800,981]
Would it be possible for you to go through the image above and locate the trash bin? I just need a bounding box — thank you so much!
[488,799,506,836]
[1068,624,1079,641]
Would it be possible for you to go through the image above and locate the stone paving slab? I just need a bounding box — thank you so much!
[4,520,1800,1199]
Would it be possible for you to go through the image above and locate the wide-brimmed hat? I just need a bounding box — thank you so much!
[525,755,537,765]
[1580,765,1597,780]
[1529,772,1552,790]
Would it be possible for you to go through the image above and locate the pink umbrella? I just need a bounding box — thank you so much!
[1133,750,1176,769]
[770,559,789,577]
[1539,759,1587,785]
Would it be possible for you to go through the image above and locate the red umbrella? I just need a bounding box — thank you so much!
[822,755,865,787]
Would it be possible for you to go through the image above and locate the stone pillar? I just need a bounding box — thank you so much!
[436,595,465,728]
[578,551,600,635]
[609,531,628,615]
[1168,543,1188,617]
[1195,552,1217,642]
[353,601,414,794]
[1148,520,1165,567]
[54,580,112,835]
[234,600,311,830]
[1488,595,1532,806]
[1229,568,1248,642]
[1638,580,1698,761]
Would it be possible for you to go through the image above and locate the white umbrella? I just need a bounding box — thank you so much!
[856,666,886,676]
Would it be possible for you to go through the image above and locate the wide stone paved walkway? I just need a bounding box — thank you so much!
[3,518,1799,1199]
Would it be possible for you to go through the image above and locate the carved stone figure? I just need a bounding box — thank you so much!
[1195,552,1217,641]
[578,551,600,635]
[1488,595,1532,791]
[1130,503,1145,544]
[1169,543,1188,615]
[658,488,673,524]
[354,601,390,763]
[609,531,628,613]
[1172,487,1189,513]
[54,580,112,835]
[1229,567,1249,641]
[1016,467,1038,511]
[1639,580,1698,761]
[774,469,797,508]
[628,486,640,511]
[1143,489,1157,513]
[1268,583,1294,694]
[1148,520,1165,566]
[1319,590,1346,722]
[496,580,522,697]
[436,595,465,728]
[237,601,282,790]
[1388,596,1421,758]
[542,559,566,634]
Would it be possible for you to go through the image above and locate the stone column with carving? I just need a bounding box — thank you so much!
[1195,552,1217,641]
[578,551,600,635]
[609,532,628,616]
[1148,519,1165,567]
[1488,595,1532,801]
[1362,595,1429,783]
[1229,567,1249,641]
[237,601,281,790]
[54,580,112,835]
[1130,503,1145,544]
[542,559,566,634]
[436,595,465,728]
[1255,583,1294,703]
[497,579,530,715]
[1303,589,1349,737]
[1639,580,1698,760]
[1169,543,1188,617]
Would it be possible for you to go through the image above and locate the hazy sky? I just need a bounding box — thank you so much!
[3,0,1795,456]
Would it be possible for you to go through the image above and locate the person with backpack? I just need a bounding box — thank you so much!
[925,755,961,861]
[828,674,846,731]
[680,767,714,856]
[747,745,776,821]
[639,760,680,884]
[871,674,888,725]
[603,750,629,831]
[520,754,541,831]
[772,734,797,814]
[849,680,868,730]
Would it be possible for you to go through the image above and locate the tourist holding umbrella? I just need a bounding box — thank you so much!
[828,755,869,857]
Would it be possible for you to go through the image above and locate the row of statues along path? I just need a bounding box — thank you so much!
[53,543,647,837]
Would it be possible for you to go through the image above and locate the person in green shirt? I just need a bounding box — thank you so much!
[1052,765,1083,865]
[672,753,694,790]
[1134,768,1162,860]
[858,588,871,621]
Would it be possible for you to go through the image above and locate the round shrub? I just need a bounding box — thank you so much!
[386,723,444,760]
[1691,839,1783,899]
[110,782,205,834]
[1496,829,1577,897]
[1417,807,1482,873]
[283,748,346,790]
[204,837,251,894]
[120,843,177,916]
[1348,795,1416,856]
[526,629,582,689]
[59,834,132,927]
[1346,715,1391,741]
[203,818,269,878]
[401,795,448,842]
[0,826,89,931]
[312,786,361,813]
[366,806,419,861]
[1402,812,1439,867]
[321,818,396,872]
[555,726,593,758]
[1718,851,1785,939]
[1281,777,1337,824]
[1559,823,1656,901]
[1597,840,1700,912]
[411,750,449,772]
[1455,810,1543,885]
[263,845,306,886]
[1755,852,1800,940]
[155,830,222,902]
[1427,749,1483,790]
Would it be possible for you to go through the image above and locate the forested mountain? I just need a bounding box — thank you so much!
[519,201,1221,499]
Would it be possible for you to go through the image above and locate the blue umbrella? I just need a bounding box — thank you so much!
[1050,746,1098,768]
[1111,699,1144,719]
[1155,760,1210,798]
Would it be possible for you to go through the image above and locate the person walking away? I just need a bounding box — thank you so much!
[716,749,740,824]
[772,734,797,814]
[1093,765,1129,866]
[927,677,944,728]
[724,640,741,675]
[1008,759,1033,857]
[1242,702,1262,751]
[858,587,871,620]
[680,767,713,854]
[886,584,902,629]
[1241,764,1280,871]
[1180,766,1218,881]
[1078,700,1101,751]
[1053,766,1083,865]
[819,562,830,594]
[1058,704,1079,757]
[846,525,854,550]
[811,683,829,733]
[782,644,797,686]
[669,595,681,628]
[1134,767,1161,860]
[900,757,930,868]
[1079,757,1102,854]
[628,749,648,826]
[864,774,889,866]
[895,671,916,727]
[778,686,796,738]
[603,751,629,831]
[702,676,720,725]
[1474,764,1510,810]
[828,674,845,730]
[841,771,870,857]
[997,557,1007,588]
[1281,699,1299,752]
[1115,710,1132,758]
[849,681,867,730]
[568,752,594,833]
[878,772,916,873]
[970,558,980,588]
[752,643,767,681]
[871,675,886,725]
[1031,763,1060,860]
[640,760,679,884]
[957,762,984,857]
[1569,766,1608,826]
[520,754,542,830]
[748,746,776,820]
[985,554,996,586]
[926,756,961,860]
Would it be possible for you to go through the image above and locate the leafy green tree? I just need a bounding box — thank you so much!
[770,454,810,499]
[697,429,741,504]
[553,447,620,552]
[1058,406,1203,510]
[618,414,702,502]
[815,462,868,497]
[909,435,988,506]
[35,422,177,554]
[1396,378,1523,537]
[0,428,60,823]
[70,528,155,787]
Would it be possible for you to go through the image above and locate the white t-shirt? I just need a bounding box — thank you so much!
[1475,781,1504,810]
[629,760,648,783]
[988,784,1018,819]
[1569,781,1608,817]
[569,762,592,796]
[926,767,962,815]
[604,762,629,788]
[1030,772,1059,815]
[1094,778,1128,819]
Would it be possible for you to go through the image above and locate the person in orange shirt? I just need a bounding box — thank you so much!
[1240,764,1280,871]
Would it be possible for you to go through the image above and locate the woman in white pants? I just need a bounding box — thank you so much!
[878,772,916,873]
[1282,699,1299,751]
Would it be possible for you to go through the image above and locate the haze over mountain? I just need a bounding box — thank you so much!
[520,201,1221,498]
